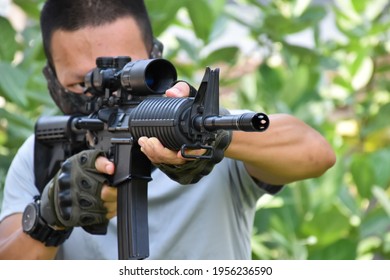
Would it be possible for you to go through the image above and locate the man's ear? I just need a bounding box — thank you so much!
[150,38,164,59]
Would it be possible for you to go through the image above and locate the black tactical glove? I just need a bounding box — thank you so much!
[40,150,109,234]
[156,127,232,185]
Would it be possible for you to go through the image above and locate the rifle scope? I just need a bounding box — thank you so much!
[84,56,177,97]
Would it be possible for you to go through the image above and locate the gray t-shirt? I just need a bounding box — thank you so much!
[1,134,271,260]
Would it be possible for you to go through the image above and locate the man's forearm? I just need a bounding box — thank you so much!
[225,113,336,185]
[0,214,58,260]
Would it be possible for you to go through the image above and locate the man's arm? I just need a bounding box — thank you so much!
[0,214,59,259]
[0,157,116,260]
[225,113,336,186]
[141,83,336,185]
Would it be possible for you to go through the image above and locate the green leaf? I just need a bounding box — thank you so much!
[308,238,358,260]
[202,46,239,66]
[208,0,226,14]
[258,63,283,93]
[360,207,390,238]
[372,187,390,217]
[0,16,19,61]
[369,21,390,36]
[0,63,28,107]
[145,0,185,36]
[262,6,326,38]
[350,154,376,199]
[0,108,34,131]
[298,6,327,28]
[301,205,351,246]
[370,150,390,189]
[351,0,367,14]
[175,36,200,62]
[362,103,390,137]
[224,4,264,35]
[186,0,215,42]
[12,0,42,19]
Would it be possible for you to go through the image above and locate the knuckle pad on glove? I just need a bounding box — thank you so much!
[53,150,109,228]
[57,172,72,221]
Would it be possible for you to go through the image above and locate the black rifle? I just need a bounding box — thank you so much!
[34,56,270,260]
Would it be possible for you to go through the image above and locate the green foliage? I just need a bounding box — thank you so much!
[1,0,390,259]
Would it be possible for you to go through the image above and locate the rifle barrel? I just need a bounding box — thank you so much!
[195,112,269,132]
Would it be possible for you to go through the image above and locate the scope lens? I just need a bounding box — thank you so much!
[145,73,156,89]
[121,58,177,95]
[144,60,176,92]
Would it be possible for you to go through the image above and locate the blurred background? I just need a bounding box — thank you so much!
[1,0,390,259]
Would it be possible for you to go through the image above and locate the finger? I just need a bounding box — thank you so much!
[138,137,186,165]
[101,185,117,202]
[95,156,115,175]
[139,137,179,162]
[101,185,117,219]
[165,81,190,98]
[103,201,117,219]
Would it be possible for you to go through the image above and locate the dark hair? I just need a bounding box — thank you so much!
[40,0,154,66]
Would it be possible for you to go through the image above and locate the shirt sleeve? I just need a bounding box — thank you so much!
[252,176,284,195]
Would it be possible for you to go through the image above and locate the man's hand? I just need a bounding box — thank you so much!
[95,156,117,220]
[165,81,190,98]
[40,150,117,231]
[138,136,187,165]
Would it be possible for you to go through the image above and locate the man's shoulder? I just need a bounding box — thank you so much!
[19,134,35,151]
[9,134,35,164]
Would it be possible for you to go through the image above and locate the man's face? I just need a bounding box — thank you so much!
[50,17,149,93]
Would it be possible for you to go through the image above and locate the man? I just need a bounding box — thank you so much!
[0,0,336,259]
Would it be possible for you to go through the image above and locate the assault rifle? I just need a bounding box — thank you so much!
[34,56,270,260]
